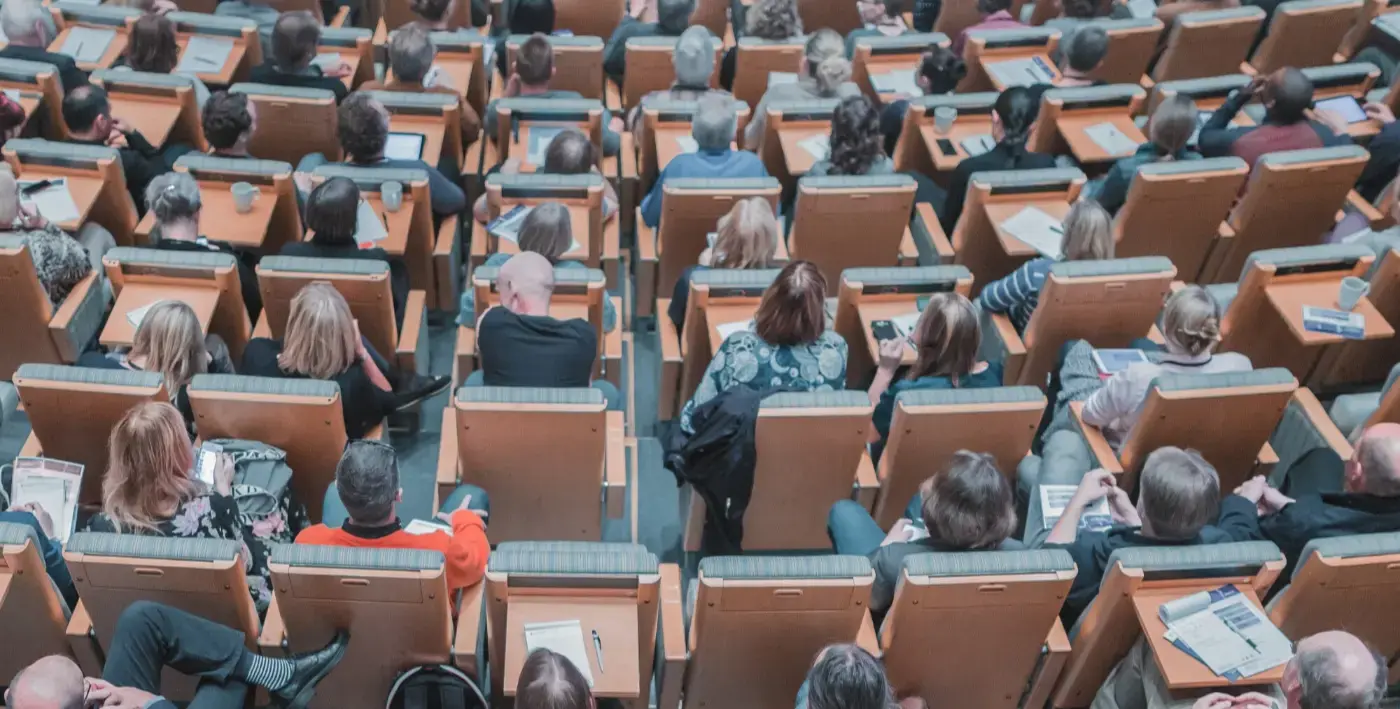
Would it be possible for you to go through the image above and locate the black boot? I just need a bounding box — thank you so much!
[393,373,452,411]
[270,630,350,709]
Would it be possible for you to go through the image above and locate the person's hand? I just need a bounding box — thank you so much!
[110,118,132,134]
[697,247,714,266]
[1365,102,1396,125]
[608,116,625,134]
[1233,475,1269,504]
[212,453,236,495]
[505,74,521,98]
[879,519,916,547]
[1105,485,1137,525]
[500,157,522,175]
[149,0,177,13]
[10,502,54,537]
[629,0,650,19]
[18,202,47,229]
[324,61,354,79]
[1191,693,1237,709]
[1243,76,1267,97]
[1230,692,1278,708]
[1313,108,1349,136]
[876,337,906,372]
[1072,468,1116,506]
[104,128,128,149]
[84,678,115,708]
[293,170,314,195]
[1258,486,1293,515]
[94,683,161,709]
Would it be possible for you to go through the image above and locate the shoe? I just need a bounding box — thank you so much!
[393,374,451,411]
[271,629,350,709]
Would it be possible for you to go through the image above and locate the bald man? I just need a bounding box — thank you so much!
[1221,422,1400,578]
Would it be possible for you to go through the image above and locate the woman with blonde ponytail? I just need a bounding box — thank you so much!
[744,29,860,149]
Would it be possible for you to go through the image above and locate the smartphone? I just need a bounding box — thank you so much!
[871,319,899,341]
[936,138,957,156]
[195,442,223,486]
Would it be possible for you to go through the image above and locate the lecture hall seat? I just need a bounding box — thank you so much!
[0,235,107,380]
[0,522,72,685]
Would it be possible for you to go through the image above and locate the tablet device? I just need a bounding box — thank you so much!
[1091,348,1149,374]
[1314,95,1367,124]
[384,132,426,160]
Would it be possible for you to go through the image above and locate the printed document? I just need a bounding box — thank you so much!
[998,206,1064,259]
[11,457,84,543]
[59,27,114,63]
[1083,122,1141,156]
[985,58,1054,88]
[19,178,81,223]
[798,133,830,160]
[524,620,594,686]
[1038,484,1112,531]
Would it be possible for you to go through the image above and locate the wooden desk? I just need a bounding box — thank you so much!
[427,55,476,101]
[1058,113,1147,164]
[15,170,102,233]
[361,192,412,258]
[985,200,1072,258]
[1264,280,1395,345]
[983,53,1061,91]
[6,90,41,125]
[705,302,761,356]
[174,35,246,86]
[864,57,921,105]
[48,27,127,72]
[1131,585,1286,690]
[919,116,997,173]
[107,95,180,148]
[858,299,922,366]
[501,597,642,699]
[653,125,694,173]
[387,115,447,170]
[506,124,582,172]
[136,180,277,249]
[101,282,219,347]
[493,202,592,261]
[777,122,830,176]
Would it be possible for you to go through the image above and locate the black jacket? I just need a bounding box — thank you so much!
[1218,492,1400,579]
[68,130,169,216]
[151,238,262,324]
[940,143,1056,233]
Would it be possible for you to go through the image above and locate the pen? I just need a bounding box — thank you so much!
[1032,55,1054,80]
[592,630,605,673]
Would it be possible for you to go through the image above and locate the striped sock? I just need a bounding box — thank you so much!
[235,651,293,691]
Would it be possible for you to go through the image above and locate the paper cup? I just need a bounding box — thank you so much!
[381,181,404,212]
[231,182,258,214]
[933,106,957,135]
[1338,276,1371,311]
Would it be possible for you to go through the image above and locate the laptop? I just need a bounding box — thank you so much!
[385,132,426,161]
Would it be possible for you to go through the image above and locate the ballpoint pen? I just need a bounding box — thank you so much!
[591,630,605,673]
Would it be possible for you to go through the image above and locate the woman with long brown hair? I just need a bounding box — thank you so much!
[669,197,780,333]
[679,260,847,433]
[118,13,211,111]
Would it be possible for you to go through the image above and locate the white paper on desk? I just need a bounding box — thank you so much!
[1127,0,1157,17]
[404,519,453,536]
[1083,122,1141,156]
[125,298,170,328]
[715,318,754,341]
[19,178,81,224]
[675,135,699,153]
[1170,609,1259,675]
[961,134,996,157]
[523,620,594,687]
[1038,484,1112,531]
[311,52,343,72]
[354,199,389,246]
[999,206,1064,259]
[423,63,452,88]
[488,204,532,243]
[890,311,921,338]
[768,71,798,89]
[985,57,1054,88]
[3,89,19,102]
[870,71,923,96]
[526,126,564,164]
[175,36,234,75]
[11,457,84,544]
[798,133,830,160]
[1210,588,1293,676]
[59,26,114,64]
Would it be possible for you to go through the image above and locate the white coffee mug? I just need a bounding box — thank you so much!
[230,182,258,214]
[933,106,957,135]
[1338,276,1371,311]
[381,181,404,212]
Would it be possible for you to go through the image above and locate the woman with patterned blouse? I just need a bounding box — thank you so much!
[680,260,848,433]
[85,402,303,613]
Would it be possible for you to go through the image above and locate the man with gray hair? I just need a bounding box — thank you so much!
[628,25,731,134]
[603,0,696,82]
[361,25,482,150]
[640,92,767,228]
[297,439,491,598]
[0,0,85,92]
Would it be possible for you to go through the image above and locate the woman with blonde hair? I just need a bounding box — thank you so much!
[84,401,299,612]
[669,197,780,332]
[1088,94,1202,214]
[868,291,1002,461]
[241,282,400,438]
[744,29,860,149]
[718,0,802,88]
[978,198,1115,333]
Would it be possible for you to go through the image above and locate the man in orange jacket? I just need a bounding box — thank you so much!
[296,440,490,596]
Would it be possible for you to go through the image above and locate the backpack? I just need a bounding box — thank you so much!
[209,438,295,521]
[385,665,488,709]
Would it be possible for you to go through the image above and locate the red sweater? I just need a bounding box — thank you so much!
[295,510,489,593]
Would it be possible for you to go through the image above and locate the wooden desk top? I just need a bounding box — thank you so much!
[388,115,447,169]
[502,597,642,698]
[315,47,361,91]
[174,35,245,86]
[919,116,997,173]
[984,199,1072,258]
[1264,279,1396,345]
[1058,113,1148,164]
[493,201,592,261]
[859,299,922,366]
[983,52,1061,92]
[16,169,101,233]
[864,57,921,104]
[653,124,693,173]
[705,301,760,356]
[101,282,218,347]
[1132,585,1286,690]
[133,183,277,250]
[430,54,476,99]
[363,192,412,257]
[507,124,580,172]
[107,95,180,148]
[49,26,127,72]
[777,123,830,177]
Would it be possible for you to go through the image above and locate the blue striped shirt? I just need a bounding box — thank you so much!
[977,257,1053,333]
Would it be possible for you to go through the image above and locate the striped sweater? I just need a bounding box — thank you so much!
[978,257,1054,333]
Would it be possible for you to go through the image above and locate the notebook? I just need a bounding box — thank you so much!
[890,311,921,338]
[18,178,81,224]
[985,57,1055,88]
[354,199,389,245]
[10,457,84,543]
[715,318,754,341]
[1038,484,1113,532]
[384,131,426,160]
[176,36,234,74]
[125,299,170,328]
[960,134,996,157]
[869,71,922,96]
[58,26,114,64]
[1083,122,1140,156]
[998,206,1064,259]
[798,133,830,160]
[523,621,594,687]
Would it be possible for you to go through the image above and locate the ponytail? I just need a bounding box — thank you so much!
[993,86,1036,158]
[812,55,852,96]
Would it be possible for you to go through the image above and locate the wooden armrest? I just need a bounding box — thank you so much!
[48,270,103,362]
[914,202,954,261]
[1069,401,1123,474]
[856,610,882,659]
[1292,388,1354,460]
[1023,618,1071,709]
[619,132,638,181]
[1217,221,1235,242]
[899,226,918,266]
[1346,190,1386,229]
[657,563,687,709]
[396,290,428,373]
[65,601,103,676]
[604,411,626,518]
[328,5,351,26]
[453,581,486,678]
[657,298,682,420]
[437,405,460,493]
[986,311,1026,357]
[1145,324,1166,345]
[257,595,288,655]
[434,215,461,311]
[455,325,477,387]
[636,211,657,317]
[1169,280,1187,293]
[855,450,879,511]
[19,431,41,458]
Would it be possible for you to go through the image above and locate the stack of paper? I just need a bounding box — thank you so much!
[176,36,234,74]
[526,127,564,164]
[1083,122,1141,156]
[870,71,923,96]
[961,134,996,157]
[675,135,699,153]
[524,620,595,686]
[986,58,1054,88]
[125,299,169,328]
[19,178,81,223]
[798,133,830,160]
[998,206,1064,259]
[715,319,754,341]
[1039,484,1113,531]
[1302,306,1366,339]
[11,457,84,543]
[355,200,389,246]
[1159,586,1293,679]
[59,27,114,64]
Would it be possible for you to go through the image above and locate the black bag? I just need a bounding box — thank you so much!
[385,665,487,709]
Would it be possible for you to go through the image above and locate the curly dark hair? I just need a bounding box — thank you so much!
[826,95,882,177]
[127,13,179,74]
[410,0,453,21]
[337,92,389,163]
[202,91,253,150]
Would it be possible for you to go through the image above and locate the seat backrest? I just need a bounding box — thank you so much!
[1209,146,1369,283]
[506,34,604,100]
[638,98,752,189]
[0,58,65,140]
[1269,531,1400,662]
[1304,61,1380,101]
[553,0,624,41]
[90,69,207,152]
[688,555,874,708]
[1114,157,1250,282]
[230,83,340,166]
[959,28,1060,92]
[883,550,1077,709]
[186,374,346,522]
[1053,541,1286,708]
[383,0,471,34]
[1152,7,1267,81]
[428,30,490,117]
[470,264,606,364]
[1147,73,1252,115]
[850,33,951,105]
[0,235,106,380]
[892,92,999,174]
[103,245,251,359]
[313,164,437,303]
[744,392,874,550]
[367,89,464,173]
[14,364,165,505]
[268,545,451,709]
[173,154,302,254]
[832,265,975,375]
[483,172,606,266]
[491,97,605,167]
[453,387,608,541]
[0,522,70,683]
[622,35,721,110]
[1030,84,1145,156]
[654,177,780,299]
[5,138,137,245]
[734,37,808,110]
[1220,243,1374,356]
[1318,245,1400,387]
[877,386,1045,529]
[952,167,1085,298]
[257,256,399,356]
[791,175,917,295]
[1249,0,1362,73]
[797,0,862,36]
[1084,18,1165,85]
[1118,368,1298,493]
[1018,257,1176,388]
[758,97,839,184]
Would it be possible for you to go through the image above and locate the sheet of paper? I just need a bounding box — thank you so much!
[798,133,830,160]
[715,318,754,341]
[3,89,19,102]
[523,620,594,687]
[355,199,388,246]
[175,36,234,75]
[998,206,1064,259]
[125,299,169,328]
[1127,0,1157,17]
[675,135,699,153]
[1038,484,1112,531]
[1169,609,1258,675]
[404,519,453,536]
[870,71,922,96]
[768,71,798,89]
[488,204,532,243]
[19,178,80,223]
[423,62,452,88]
[59,26,114,64]
[960,134,996,157]
[985,57,1054,88]
[1083,121,1141,156]
[1210,588,1294,676]
[890,311,921,338]
[526,126,564,164]
[311,52,343,71]
[11,457,83,544]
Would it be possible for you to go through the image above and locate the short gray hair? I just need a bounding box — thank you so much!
[657,0,695,34]
[672,26,715,87]
[1,0,50,43]
[692,93,736,150]
[1138,446,1220,540]
[145,172,202,226]
[1296,644,1387,709]
[389,25,436,83]
[335,441,399,523]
